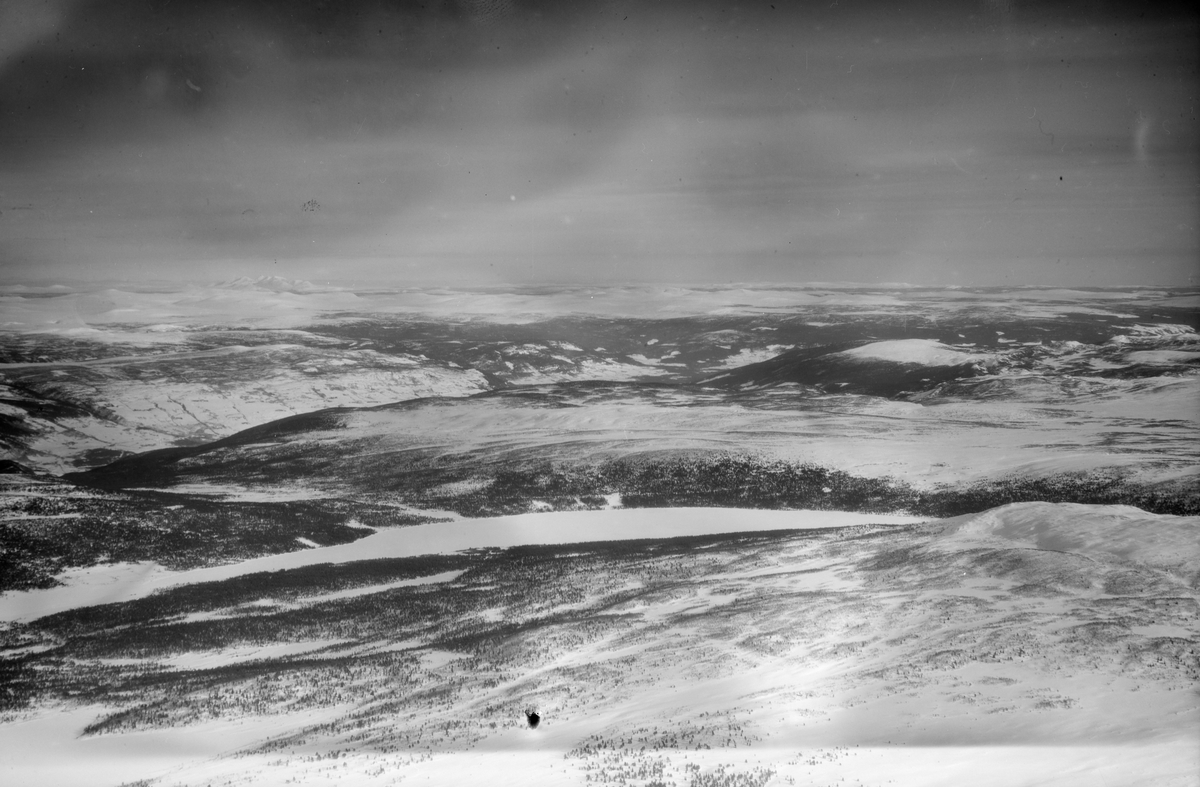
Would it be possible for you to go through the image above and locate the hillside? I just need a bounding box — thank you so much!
[2,503,1195,786]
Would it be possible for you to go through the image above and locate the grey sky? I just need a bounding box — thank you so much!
[0,0,1196,286]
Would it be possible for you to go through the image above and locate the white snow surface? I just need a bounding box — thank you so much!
[934,501,1200,568]
[1121,323,1199,338]
[835,339,995,366]
[1125,349,1200,365]
[708,345,795,369]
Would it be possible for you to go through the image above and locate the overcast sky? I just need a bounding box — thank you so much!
[0,0,1196,286]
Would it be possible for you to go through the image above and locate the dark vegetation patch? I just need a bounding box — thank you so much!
[860,545,928,572]
[1,389,94,424]
[703,344,985,397]
[410,454,1199,519]
[32,553,481,636]
[77,650,425,735]
[63,407,352,490]
[0,459,38,475]
[1,528,814,713]
[0,656,39,713]
[0,480,435,592]
[917,472,1200,518]
[1125,637,1200,682]
[308,305,1167,372]
[969,549,1096,590]
[0,332,202,365]
[11,451,1197,594]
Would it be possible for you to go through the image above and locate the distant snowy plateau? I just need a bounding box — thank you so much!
[1,282,1197,786]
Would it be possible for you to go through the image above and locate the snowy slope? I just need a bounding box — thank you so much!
[933,501,1200,569]
[1,502,1195,787]
[1,345,489,471]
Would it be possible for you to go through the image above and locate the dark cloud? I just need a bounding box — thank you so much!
[0,0,1196,285]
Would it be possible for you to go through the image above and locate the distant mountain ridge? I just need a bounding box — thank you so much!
[214,276,330,294]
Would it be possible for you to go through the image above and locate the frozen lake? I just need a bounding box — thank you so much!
[0,507,926,623]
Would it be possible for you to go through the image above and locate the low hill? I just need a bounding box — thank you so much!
[702,339,996,396]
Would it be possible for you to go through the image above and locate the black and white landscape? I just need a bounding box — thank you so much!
[1,282,1197,786]
[2,1,1198,785]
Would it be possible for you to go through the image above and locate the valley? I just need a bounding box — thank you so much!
[0,282,1197,786]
